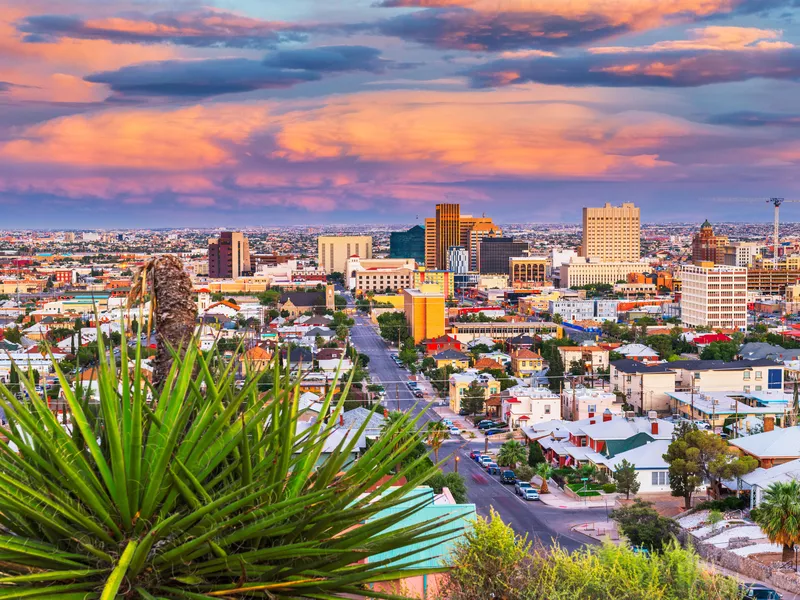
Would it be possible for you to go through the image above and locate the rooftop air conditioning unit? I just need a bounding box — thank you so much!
[624,411,636,420]
[647,410,658,420]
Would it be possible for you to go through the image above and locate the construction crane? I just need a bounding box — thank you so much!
[716,197,800,266]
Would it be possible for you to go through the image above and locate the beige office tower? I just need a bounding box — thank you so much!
[424,203,500,270]
[581,203,640,261]
[317,235,372,274]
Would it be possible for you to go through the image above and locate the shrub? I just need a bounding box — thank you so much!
[602,483,617,493]
[696,496,746,512]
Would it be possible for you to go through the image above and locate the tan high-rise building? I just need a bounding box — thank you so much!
[208,232,250,279]
[424,204,500,270]
[691,220,728,265]
[581,203,640,262]
[680,263,747,331]
[317,235,372,275]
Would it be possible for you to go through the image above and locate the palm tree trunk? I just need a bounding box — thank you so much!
[148,256,197,388]
[540,478,549,494]
[783,544,794,562]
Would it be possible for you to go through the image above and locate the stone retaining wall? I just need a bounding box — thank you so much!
[679,530,800,595]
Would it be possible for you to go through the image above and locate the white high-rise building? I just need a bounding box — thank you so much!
[448,246,469,274]
[680,263,747,331]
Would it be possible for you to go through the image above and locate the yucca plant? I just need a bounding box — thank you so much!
[0,331,458,598]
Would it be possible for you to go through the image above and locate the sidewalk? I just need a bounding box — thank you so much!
[537,479,617,510]
[572,520,620,541]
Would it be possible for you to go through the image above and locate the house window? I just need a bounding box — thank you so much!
[544,404,551,414]
[651,471,669,486]
[588,405,597,413]
[755,371,763,380]
[755,385,762,391]
[743,371,750,380]
[744,385,750,393]
[694,372,701,380]
[580,438,587,447]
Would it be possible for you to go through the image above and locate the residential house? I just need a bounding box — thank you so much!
[599,439,673,493]
[202,301,241,319]
[367,486,476,599]
[557,345,609,374]
[666,391,789,429]
[741,458,800,508]
[432,349,471,370]
[242,345,272,372]
[506,334,536,350]
[510,348,543,378]
[561,385,622,421]
[501,385,560,429]
[535,414,674,469]
[424,335,463,355]
[302,327,337,346]
[668,359,784,394]
[474,357,505,371]
[610,359,676,414]
[341,407,386,438]
[728,423,800,469]
[615,343,660,363]
[286,347,314,372]
[478,350,511,367]
[467,336,496,349]
[449,371,501,414]
[316,347,353,373]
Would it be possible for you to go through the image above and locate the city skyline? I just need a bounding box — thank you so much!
[3,1,800,226]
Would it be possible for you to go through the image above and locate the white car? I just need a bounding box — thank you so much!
[522,488,540,501]
[449,427,460,436]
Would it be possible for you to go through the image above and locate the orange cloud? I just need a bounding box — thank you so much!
[0,104,269,170]
[591,26,793,53]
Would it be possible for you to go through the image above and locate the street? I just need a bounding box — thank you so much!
[349,312,603,553]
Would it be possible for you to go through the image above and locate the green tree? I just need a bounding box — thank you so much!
[546,345,565,393]
[376,311,408,343]
[552,313,563,324]
[752,480,800,561]
[700,341,739,362]
[398,338,418,368]
[335,324,349,341]
[461,380,486,416]
[515,464,534,482]
[611,498,678,552]
[426,420,449,462]
[535,463,553,493]
[257,289,281,306]
[646,334,674,360]
[497,440,526,469]
[426,471,468,504]
[613,458,641,500]
[3,327,21,344]
[528,441,545,466]
[442,509,531,600]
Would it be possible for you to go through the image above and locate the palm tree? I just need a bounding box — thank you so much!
[497,440,526,469]
[536,463,554,494]
[0,332,456,597]
[426,420,449,461]
[752,480,800,561]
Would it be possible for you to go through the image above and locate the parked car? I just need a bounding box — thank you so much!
[449,427,460,436]
[479,456,493,468]
[485,428,509,436]
[469,450,481,460]
[487,463,500,475]
[515,481,533,496]
[414,390,424,398]
[458,409,471,416]
[442,419,453,426]
[522,488,540,501]
[501,470,516,484]
[477,420,494,428]
[740,583,782,599]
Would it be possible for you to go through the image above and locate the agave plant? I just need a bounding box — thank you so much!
[0,333,458,598]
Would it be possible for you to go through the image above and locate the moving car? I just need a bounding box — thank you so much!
[522,488,540,501]
[414,390,424,398]
[501,470,516,484]
[449,427,460,436]
[741,583,782,599]
[515,481,533,496]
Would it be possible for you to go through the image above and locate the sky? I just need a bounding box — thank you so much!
[3,0,800,227]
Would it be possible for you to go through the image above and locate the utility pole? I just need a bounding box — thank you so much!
[396,383,400,413]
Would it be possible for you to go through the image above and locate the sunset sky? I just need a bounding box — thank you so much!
[3,0,800,227]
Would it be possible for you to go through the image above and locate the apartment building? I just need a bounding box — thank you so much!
[680,262,747,331]
[561,386,621,421]
[449,371,501,414]
[610,360,677,414]
[412,267,454,298]
[581,202,640,262]
[208,231,250,279]
[404,286,445,344]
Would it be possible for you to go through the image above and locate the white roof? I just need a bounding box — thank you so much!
[603,439,670,471]
[467,336,495,348]
[741,458,800,488]
[729,426,800,459]
[617,343,658,357]
[580,417,675,441]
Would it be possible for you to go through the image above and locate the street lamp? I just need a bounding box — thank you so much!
[454,455,460,474]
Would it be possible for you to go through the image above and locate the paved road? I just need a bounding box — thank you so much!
[348,312,603,553]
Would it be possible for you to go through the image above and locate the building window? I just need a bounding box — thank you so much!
[588,405,597,413]
[743,371,750,380]
[755,385,762,391]
[755,371,762,380]
[651,471,669,486]
[744,385,750,392]
[544,404,551,414]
